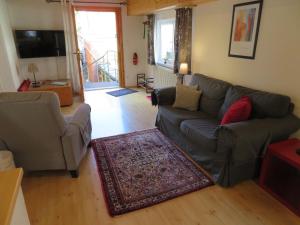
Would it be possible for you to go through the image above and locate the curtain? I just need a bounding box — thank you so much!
[147,14,156,65]
[174,8,193,74]
[61,0,81,94]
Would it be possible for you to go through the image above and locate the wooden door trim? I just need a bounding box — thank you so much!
[73,6,125,88]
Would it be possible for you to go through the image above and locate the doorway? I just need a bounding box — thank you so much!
[73,6,124,91]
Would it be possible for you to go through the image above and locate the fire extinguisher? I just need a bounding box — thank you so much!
[133,52,138,65]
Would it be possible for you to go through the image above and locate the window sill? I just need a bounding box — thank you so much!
[156,63,174,71]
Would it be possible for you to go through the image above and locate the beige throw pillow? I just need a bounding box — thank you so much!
[173,84,202,111]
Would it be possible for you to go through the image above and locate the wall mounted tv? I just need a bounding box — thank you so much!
[15,30,66,58]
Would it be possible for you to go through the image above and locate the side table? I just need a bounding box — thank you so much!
[259,138,300,216]
[28,79,73,106]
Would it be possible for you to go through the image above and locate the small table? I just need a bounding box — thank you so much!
[259,138,300,216]
[28,79,73,107]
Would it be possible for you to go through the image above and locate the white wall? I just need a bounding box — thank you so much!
[7,1,146,86]
[7,0,67,81]
[0,0,21,91]
[192,0,300,116]
[121,6,147,87]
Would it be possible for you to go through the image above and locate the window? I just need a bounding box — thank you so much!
[156,18,175,68]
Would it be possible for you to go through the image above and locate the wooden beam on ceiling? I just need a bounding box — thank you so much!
[127,0,216,16]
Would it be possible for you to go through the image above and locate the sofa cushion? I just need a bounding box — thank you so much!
[158,105,212,127]
[180,119,218,152]
[219,86,291,119]
[190,74,231,117]
[221,96,252,125]
[173,84,202,111]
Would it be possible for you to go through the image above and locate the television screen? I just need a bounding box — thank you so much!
[15,30,66,58]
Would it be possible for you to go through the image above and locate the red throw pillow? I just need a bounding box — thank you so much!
[221,96,252,125]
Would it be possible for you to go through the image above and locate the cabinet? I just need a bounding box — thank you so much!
[259,139,300,217]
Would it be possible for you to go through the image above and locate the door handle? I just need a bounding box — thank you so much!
[72,50,82,55]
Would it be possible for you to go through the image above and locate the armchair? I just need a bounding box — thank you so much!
[0,92,92,177]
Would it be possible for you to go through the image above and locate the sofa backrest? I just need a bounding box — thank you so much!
[190,74,231,117]
[219,85,292,119]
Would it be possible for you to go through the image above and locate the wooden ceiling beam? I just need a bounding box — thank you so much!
[127,0,216,16]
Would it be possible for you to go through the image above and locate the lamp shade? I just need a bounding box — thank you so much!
[28,63,39,73]
[179,63,188,75]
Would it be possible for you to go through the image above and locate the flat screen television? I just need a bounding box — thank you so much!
[15,30,66,58]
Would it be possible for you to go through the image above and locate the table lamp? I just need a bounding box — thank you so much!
[178,62,188,84]
[28,63,40,87]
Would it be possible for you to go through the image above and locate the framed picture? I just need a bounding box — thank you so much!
[228,1,263,59]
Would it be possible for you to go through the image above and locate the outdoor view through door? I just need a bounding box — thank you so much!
[74,9,120,90]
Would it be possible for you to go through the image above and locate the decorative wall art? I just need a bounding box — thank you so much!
[228,1,263,59]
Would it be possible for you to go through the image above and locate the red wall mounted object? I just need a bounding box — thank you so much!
[133,52,138,65]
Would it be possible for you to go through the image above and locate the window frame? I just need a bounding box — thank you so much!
[155,18,176,69]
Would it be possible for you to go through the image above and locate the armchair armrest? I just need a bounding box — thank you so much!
[66,103,92,146]
[151,87,176,106]
[62,103,92,170]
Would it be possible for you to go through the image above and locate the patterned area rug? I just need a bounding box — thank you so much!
[106,88,138,97]
[92,129,213,216]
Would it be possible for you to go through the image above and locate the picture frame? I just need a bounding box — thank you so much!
[228,1,263,59]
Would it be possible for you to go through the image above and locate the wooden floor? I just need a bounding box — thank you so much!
[23,89,300,225]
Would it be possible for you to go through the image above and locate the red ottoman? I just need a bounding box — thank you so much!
[259,138,300,216]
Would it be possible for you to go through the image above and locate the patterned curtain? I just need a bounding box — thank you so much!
[147,14,156,65]
[174,8,193,74]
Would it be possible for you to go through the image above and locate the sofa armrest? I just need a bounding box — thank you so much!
[152,87,176,106]
[218,114,300,143]
[213,114,300,186]
[0,139,8,150]
[216,114,300,162]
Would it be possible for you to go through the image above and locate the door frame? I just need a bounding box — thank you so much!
[72,6,125,89]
